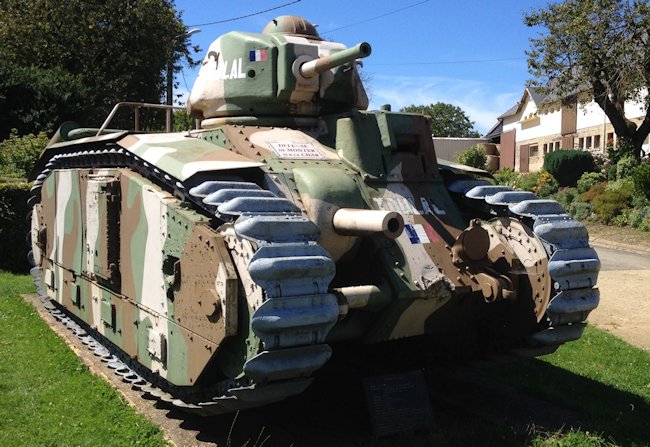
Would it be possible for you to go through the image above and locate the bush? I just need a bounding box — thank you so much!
[550,187,578,209]
[532,170,559,197]
[616,155,637,180]
[492,168,518,187]
[628,206,650,229]
[607,137,636,164]
[567,201,592,221]
[0,130,48,178]
[577,172,606,194]
[591,187,632,224]
[543,150,594,187]
[580,182,608,202]
[631,162,650,203]
[455,145,487,169]
[0,180,32,273]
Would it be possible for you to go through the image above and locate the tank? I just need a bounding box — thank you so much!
[28,15,600,415]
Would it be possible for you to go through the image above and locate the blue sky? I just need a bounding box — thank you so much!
[174,0,551,133]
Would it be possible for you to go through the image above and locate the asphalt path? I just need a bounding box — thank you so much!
[596,246,650,271]
[587,244,650,350]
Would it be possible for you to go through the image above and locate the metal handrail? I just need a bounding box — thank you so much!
[96,102,187,136]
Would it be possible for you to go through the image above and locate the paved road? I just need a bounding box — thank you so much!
[596,246,650,271]
[587,245,650,350]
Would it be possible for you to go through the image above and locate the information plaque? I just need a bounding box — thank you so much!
[362,370,433,437]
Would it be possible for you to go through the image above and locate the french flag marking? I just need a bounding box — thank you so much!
[249,49,268,62]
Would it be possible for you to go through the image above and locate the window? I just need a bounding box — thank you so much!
[530,145,539,157]
[594,135,601,149]
[607,132,615,145]
[543,143,548,155]
[554,141,560,150]
[578,137,584,149]
[586,136,592,149]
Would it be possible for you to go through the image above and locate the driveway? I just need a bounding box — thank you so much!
[587,245,650,351]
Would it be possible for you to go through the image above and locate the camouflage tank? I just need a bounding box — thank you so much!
[29,15,600,414]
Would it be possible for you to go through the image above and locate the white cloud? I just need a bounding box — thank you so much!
[368,75,520,133]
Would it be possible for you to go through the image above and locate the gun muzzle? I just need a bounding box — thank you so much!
[332,208,403,239]
[299,42,372,79]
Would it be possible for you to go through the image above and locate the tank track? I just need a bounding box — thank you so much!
[28,144,339,415]
[447,180,600,355]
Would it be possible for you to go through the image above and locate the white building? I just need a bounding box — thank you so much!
[494,88,649,172]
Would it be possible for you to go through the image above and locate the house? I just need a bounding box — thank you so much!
[492,87,649,172]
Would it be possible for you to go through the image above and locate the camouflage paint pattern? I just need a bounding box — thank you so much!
[31,15,597,404]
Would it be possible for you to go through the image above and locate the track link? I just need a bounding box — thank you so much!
[447,180,600,354]
[29,144,338,415]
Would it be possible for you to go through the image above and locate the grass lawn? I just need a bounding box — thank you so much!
[0,271,168,447]
[1,269,649,447]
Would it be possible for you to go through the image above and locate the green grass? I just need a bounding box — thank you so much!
[2,270,649,446]
[0,272,168,447]
[479,326,650,446]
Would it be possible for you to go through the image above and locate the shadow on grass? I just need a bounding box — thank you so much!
[155,355,650,447]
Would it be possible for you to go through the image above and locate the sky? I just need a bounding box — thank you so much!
[173,0,552,134]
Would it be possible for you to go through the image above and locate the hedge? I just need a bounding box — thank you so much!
[0,180,32,273]
[543,150,594,187]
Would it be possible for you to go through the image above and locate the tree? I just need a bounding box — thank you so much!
[400,103,481,137]
[0,0,196,139]
[525,0,650,160]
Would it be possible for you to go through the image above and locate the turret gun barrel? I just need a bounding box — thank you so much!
[299,42,372,79]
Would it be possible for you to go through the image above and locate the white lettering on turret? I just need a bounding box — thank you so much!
[215,58,246,80]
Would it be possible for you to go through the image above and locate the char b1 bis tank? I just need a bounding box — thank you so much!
[29,16,600,414]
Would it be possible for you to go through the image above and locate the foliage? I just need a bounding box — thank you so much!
[543,150,594,187]
[400,103,481,137]
[0,181,32,273]
[492,168,519,187]
[0,272,167,446]
[580,182,607,202]
[173,109,196,132]
[0,130,49,178]
[567,200,592,221]
[593,151,616,180]
[455,145,487,169]
[616,154,637,180]
[550,187,578,210]
[525,0,650,159]
[591,183,633,223]
[0,0,196,139]
[628,206,650,231]
[631,162,650,203]
[576,172,606,194]
[607,137,637,164]
[515,170,559,198]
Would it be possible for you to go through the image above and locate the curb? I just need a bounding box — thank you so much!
[589,238,650,256]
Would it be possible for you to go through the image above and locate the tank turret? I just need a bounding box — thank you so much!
[188,16,370,125]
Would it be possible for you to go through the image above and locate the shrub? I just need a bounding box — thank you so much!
[607,137,636,164]
[580,182,608,202]
[512,170,558,198]
[492,168,518,187]
[0,180,32,273]
[628,206,650,229]
[534,170,559,197]
[616,155,637,180]
[455,145,487,169]
[611,208,631,227]
[631,162,650,203]
[567,201,592,221]
[591,188,632,224]
[0,130,49,178]
[543,150,594,187]
[577,172,606,194]
[550,187,578,209]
